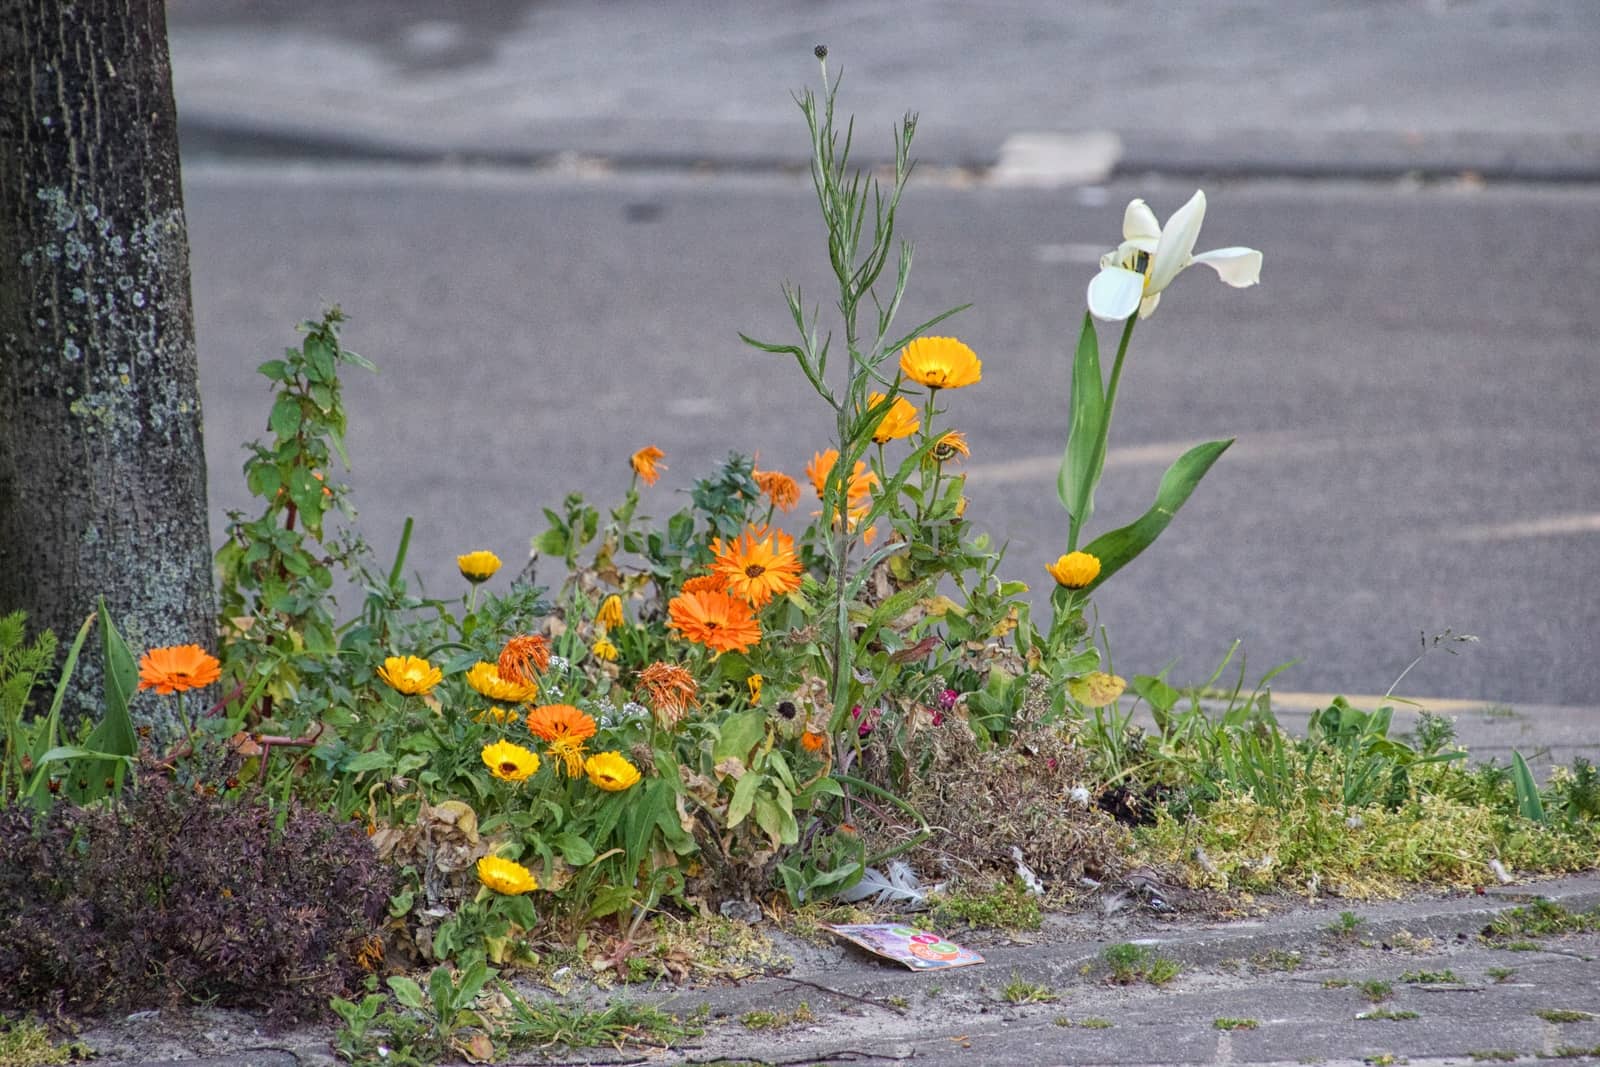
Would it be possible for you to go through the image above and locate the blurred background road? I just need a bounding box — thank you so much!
[163,1,1600,716]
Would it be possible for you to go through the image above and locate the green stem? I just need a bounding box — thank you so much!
[1068,315,1137,552]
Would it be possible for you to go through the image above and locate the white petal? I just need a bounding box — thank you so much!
[1122,199,1161,244]
[1147,190,1206,295]
[1087,266,1145,321]
[1191,246,1263,288]
[1137,291,1162,319]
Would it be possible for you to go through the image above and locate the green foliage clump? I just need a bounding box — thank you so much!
[932,878,1044,932]
[1101,943,1181,986]
[0,768,391,1018]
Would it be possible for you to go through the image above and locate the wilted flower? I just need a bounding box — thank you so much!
[636,661,699,729]
[498,633,551,686]
[591,636,619,662]
[375,655,441,696]
[667,589,762,655]
[1087,190,1262,322]
[899,336,982,390]
[630,445,666,486]
[711,524,803,608]
[865,392,920,443]
[466,661,539,704]
[747,674,763,703]
[930,431,970,464]
[137,644,221,694]
[596,594,625,631]
[1045,550,1101,590]
[456,550,502,584]
[584,751,642,792]
[477,855,537,895]
[481,739,540,782]
[754,468,802,512]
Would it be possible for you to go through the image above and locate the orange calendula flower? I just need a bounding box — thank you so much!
[584,751,642,792]
[680,573,728,596]
[806,450,878,504]
[667,589,762,655]
[1045,550,1102,590]
[865,392,920,443]
[754,468,801,513]
[466,661,539,704]
[137,644,221,695]
[711,525,803,608]
[800,729,827,753]
[456,550,502,584]
[805,449,838,499]
[596,594,625,631]
[930,430,970,464]
[898,336,982,390]
[636,661,699,730]
[498,633,551,686]
[525,703,597,777]
[630,446,666,486]
[375,654,443,696]
[481,739,540,782]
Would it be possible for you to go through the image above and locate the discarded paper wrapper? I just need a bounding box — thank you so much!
[823,923,985,970]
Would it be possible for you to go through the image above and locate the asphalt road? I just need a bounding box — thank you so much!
[182,164,1600,709]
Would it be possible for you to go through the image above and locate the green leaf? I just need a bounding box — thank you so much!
[342,750,393,773]
[255,358,289,382]
[726,772,761,829]
[553,831,596,866]
[386,975,426,1011]
[712,710,767,766]
[1078,438,1234,591]
[268,395,302,439]
[1511,751,1547,823]
[303,335,337,383]
[78,600,138,800]
[1058,313,1106,524]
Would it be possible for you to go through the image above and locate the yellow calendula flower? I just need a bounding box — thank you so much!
[476,855,538,895]
[584,751,642,792]
[591,636,619,662]
[1045,550,1101,590]
[747,673,763,703]
[596,594,625,631]
[376,655,442,696]
[466,661,539,704]
[481,739,540,782]
[474,706,518,725]
[457,550,502,584]
[865,392,920,443]
[898,336,982,390]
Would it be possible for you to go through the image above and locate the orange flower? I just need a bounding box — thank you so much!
[800,730,827,753]
[681,573,728,596]
[898,336,982,390]
[525,703,598,777]
[805,450,838,499]
[137,644,221,694]
[754,468,801,512]
[931,430,970,464]
[630,446,666,486]
[711,525,803,608]
[865,392,920,443]
[806,449,877,504]
[498,633,551,686]
[667,589,762,655]
[636,661,699,730]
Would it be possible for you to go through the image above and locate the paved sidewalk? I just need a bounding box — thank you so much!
[167,0,1600,179]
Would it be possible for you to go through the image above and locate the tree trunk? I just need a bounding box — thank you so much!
[0,0,213,735]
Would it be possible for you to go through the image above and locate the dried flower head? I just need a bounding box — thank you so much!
[931,430,970,464]
[481,739,540,782]
[630,445,666,486]
[591,636,619,662]
[711,524,803,608]
[667,589,762,655]
[375,654,442,696]
[477,855,538,895]
[456,550,502,584]
[137,644,221,695]
[747,674,764,703]
[498,633,551,686]
[754,468,802,512]
[898,336,982,390]
[596,594,625,631]
[636,661,700,729]
[584,751,642,792]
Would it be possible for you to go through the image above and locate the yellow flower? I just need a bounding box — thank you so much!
[457,550,502,584]
[474,706,518,725]
[1045,551,1101,589]
[376,655,442,696]
[630,445,666,486]
[899,336,982,390]
[865,392,920,443]
[584,751,642,792]
[481,739,540,782]
[477,855,538,895]
[466,661,539,704]
[591,636,619,662]
[1068,671,1126,707]
[747,674,763,703]
[597,594,625,631]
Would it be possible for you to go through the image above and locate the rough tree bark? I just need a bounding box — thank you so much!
[0,0,213,731]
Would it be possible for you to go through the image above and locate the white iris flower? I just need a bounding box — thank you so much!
[1086,190,1262,321]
